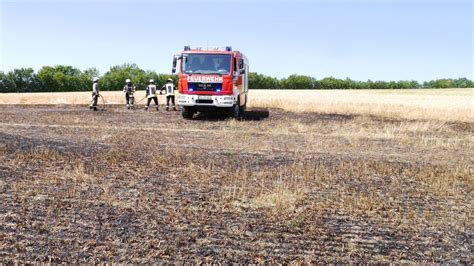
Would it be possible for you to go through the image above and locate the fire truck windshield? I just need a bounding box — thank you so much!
[182,54,231,75]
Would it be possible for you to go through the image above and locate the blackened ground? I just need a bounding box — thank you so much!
[0,105,472,263]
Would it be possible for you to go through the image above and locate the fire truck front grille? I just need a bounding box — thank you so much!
[188,82,222,92]
[195,99,214,104]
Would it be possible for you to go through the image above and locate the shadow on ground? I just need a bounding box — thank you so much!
[193,108,270,121]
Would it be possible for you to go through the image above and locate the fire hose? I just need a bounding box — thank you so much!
[96,94,107,111]
[136,96,148,104]
[89,94,107,111]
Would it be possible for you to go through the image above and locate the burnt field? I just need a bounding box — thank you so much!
[0,104,472,263]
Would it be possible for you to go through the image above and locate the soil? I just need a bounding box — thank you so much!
[0,105,472,263]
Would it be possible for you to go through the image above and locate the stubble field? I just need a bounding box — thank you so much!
[0,89,472,263]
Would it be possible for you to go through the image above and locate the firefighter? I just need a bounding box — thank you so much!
[160,78,177,111]
[145,79,159,111]
[123,78,136,109]
[89,77,100,111]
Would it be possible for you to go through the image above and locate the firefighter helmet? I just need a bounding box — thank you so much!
[167,78,173,83]
[93,77,99,82]
[126,79,131,83]
[149,79,154,84]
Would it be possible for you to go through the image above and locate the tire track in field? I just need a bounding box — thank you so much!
[0,122,316,137]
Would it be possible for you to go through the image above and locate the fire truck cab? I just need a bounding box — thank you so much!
[172,46,249,119]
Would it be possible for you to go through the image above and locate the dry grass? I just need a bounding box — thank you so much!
[0,143,6,156]
[14,146,63,161]
[0,89,472,122]
[0,91,162,105]
[0,91,472,263]
[248,89,474,122]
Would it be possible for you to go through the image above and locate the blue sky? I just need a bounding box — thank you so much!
[1,0,472,81]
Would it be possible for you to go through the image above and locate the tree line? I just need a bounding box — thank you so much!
[0,64,472,93]
[249,73,473,90]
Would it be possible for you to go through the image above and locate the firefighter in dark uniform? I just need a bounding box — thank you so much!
[145,79,159,111]
[89,77,100,111]
[160,78,177,111]
[123,78,136,109]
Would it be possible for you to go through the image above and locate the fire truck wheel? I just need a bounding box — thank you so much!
[182,106,194,119]
[240,95,247,114]
[231,99,241,119]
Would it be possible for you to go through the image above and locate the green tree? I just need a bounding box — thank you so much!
[452,78,472,88]
[83,67,100,80]
[400,80,421,89]
[5,68,40,92]
[37,65,85,91]
[427,79,453,88]
[144,71,178,91]
[249,72,279,89]
[101,63,146,91]
[280,74,317,90]
[318,77,347,89]
[0,71,17,92]
[80,67,100,91]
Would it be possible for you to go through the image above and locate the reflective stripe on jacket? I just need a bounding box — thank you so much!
[123,84,135,94]
[161,83,176,96]
[146,85,157,98]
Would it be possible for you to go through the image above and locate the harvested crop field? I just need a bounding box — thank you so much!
[0,90,473,263]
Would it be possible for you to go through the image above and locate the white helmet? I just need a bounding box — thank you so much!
[167,78,173,83]
[93,77,99,82]
[125,79,131,83]
[149,79,154,83]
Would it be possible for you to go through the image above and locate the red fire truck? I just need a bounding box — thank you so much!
[172,46,249,119]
